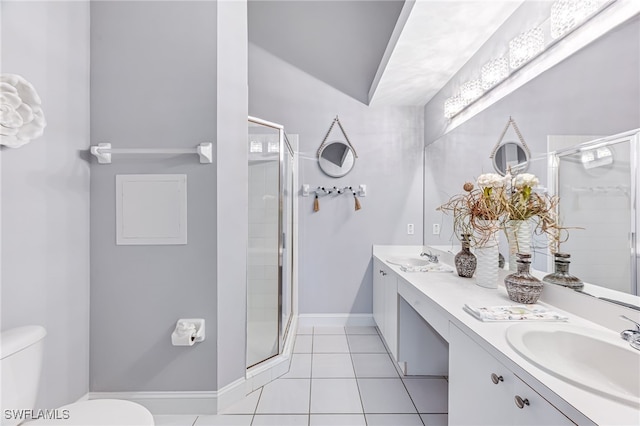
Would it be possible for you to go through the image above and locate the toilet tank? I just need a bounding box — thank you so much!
[1,326,46,426]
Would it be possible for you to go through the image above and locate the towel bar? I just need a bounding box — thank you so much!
[90,142,213,164]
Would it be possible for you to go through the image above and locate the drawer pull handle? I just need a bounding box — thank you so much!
[514,395,530,409]
[490,373,503,384]
[379,270,387,276]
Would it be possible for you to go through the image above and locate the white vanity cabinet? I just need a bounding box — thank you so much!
[449,323,575,426]
[372,258,398,360]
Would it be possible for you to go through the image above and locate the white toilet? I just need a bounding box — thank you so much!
[1,326,154,426]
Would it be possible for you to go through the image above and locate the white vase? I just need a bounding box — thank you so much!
[506,220,532,272]
[474,220,500,289]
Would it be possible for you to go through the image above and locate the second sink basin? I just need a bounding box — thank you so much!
[386,257,432,267]
[506,323,640,407]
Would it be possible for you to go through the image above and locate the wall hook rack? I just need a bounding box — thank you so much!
[90,142,213,164]
[302,184,366,212]
[302,184,366,197]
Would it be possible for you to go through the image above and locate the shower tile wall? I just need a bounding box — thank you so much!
[248,138,280,366]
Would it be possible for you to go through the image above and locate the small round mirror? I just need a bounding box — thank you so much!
[318,141,355,177]
[493,142,529,176]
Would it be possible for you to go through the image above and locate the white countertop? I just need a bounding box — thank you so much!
[373,245,640,426]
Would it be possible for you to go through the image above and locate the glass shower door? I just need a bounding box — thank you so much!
[247,121,280,367]
[247,118,295,368]
[280,136,294,346]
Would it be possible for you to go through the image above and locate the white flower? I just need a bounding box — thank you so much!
[477,173,506,188]
[513,173,539,189]
[0,74,47,148]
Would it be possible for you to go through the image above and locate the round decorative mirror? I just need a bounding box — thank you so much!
[490,117,532,176]
[318,140,355,177]
[492,141,529,175]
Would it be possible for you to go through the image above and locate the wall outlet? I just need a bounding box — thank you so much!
[407,223,414,235]
[432,223,441,235]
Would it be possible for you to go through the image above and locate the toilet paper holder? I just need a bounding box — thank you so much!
[171,318,205,346]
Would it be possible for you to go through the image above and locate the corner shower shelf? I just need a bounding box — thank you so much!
[90,142,213,164]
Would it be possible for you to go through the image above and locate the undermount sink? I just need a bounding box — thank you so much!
[506,323,640,407]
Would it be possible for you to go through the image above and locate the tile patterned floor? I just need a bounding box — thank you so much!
[153,326,448,426]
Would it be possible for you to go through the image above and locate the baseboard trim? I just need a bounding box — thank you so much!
[216,377,247,413]
[89,385,243,416]
[298,313,375,327]
[88,317,302,415]
[75,393,90,403]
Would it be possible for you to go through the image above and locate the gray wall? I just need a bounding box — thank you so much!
[424,18,640,271]
[90,1,219,392]
[0,1,91,409]
[248,0,404,104]
[249,44,424,315]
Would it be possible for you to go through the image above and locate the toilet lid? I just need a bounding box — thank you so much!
[24,399,154,426]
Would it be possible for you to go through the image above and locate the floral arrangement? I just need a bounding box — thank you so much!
[438,172,566,250]
[437,173,508,246]
[508,173,540,220]
[505,172,566,252]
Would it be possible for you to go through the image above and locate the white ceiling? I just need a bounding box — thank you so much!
[369,0,525,106]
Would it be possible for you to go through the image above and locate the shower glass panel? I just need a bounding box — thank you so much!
[281,136,294,344]
[247,121,280,367]
[247,118,295,368]
[554,135,637,295]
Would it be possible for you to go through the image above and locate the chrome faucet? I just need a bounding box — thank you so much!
[420,251,439,263]
[620,315,640,351]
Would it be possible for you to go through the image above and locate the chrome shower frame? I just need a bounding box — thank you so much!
[246,116,295,369]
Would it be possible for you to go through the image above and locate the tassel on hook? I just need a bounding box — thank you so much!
[354,193,361,211]
[314,194,320,212]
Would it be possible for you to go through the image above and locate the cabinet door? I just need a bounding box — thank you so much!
[510,377,575,426]
[372,258,386,336]
[449,324,510,426]
[450,324,575,426]
[384,272,398,360]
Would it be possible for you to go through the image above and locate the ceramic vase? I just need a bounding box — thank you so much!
[506,220,531,272]
[474,220,500,289]
[505,252,543,303]
[454,234,476,278]
[543,253,583,290]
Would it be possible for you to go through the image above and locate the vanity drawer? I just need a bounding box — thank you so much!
[398,277,449,341]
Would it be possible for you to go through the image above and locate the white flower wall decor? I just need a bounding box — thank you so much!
[0,74,47,148]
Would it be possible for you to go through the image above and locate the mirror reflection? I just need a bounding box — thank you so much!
[318,141,355,177]
[424,15,640,307]
[551,131,638,297]
[493,142,529,175]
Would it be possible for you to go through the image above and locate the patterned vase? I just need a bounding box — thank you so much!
[505,253,543,303]
[543,253,583,290]
[454,234,476,278]
[506,220,532,272]
[474,220,500,289]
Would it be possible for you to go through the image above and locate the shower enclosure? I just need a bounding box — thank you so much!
[550,129,638,295]
[247,117,296,368]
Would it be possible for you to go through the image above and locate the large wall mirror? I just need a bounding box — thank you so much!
[424,15,640,308]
